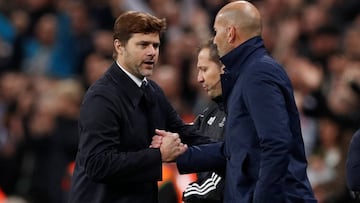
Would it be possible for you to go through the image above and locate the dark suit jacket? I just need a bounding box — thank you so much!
[69,63,209,203]
[347,129,360,192]
[177,37,317,203]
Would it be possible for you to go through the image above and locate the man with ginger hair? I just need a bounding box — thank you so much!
[156,1,317,202]
[68,11,210,203]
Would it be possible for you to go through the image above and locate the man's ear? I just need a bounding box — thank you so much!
[227,26,236,43]
[114,39,124,55]
[220,65,225,74]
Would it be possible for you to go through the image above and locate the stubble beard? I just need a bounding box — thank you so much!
[140,63,154,78]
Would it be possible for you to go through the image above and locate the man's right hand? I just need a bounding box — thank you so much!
[154,129,188,162]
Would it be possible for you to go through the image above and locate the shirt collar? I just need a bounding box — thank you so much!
[116,61,147,87]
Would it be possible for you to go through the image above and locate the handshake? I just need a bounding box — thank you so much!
[150,129,188,162]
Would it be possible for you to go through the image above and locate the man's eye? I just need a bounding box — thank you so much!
[199,67,207,72]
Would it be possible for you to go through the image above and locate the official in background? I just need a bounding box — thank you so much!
[182,40,226,203]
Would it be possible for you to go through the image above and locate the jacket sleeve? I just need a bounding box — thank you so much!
[243,68,293,202]
[77,92,162,184]
[176,142,226,174]
[153,83,212,145]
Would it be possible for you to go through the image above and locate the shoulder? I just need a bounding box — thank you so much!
[347,129,360,191]
[245,55,289,86]
[147,79,162,91]
[348,129,360,157]
[252,54,285,74]
[352,129,360,141]
[147,79,167,98]
[82,74,122,107]
[86,76,115,96]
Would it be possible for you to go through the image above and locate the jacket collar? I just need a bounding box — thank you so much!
[219,36,265,102]
[107,62,144,108]
[212,95,225,112]
[220,36,264,77]
[116,61,144,87]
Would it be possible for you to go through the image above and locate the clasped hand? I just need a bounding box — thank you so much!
[150,129,188,162]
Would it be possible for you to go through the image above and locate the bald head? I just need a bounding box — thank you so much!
[218,1,261,37]
[213,1,262,56]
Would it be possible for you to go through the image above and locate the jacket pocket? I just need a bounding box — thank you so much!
[228,150,251,185]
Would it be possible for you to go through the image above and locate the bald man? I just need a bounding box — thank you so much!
[173,1,317,202]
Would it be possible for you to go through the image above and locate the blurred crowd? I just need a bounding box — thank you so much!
[0,0,359,203]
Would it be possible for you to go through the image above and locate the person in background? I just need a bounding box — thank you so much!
[155,1,317,202]
[182,40,226,203]
[68,11,209,203]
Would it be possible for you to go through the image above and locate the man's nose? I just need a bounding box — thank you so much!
[197,72,204,83]
[147,45,156,55]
